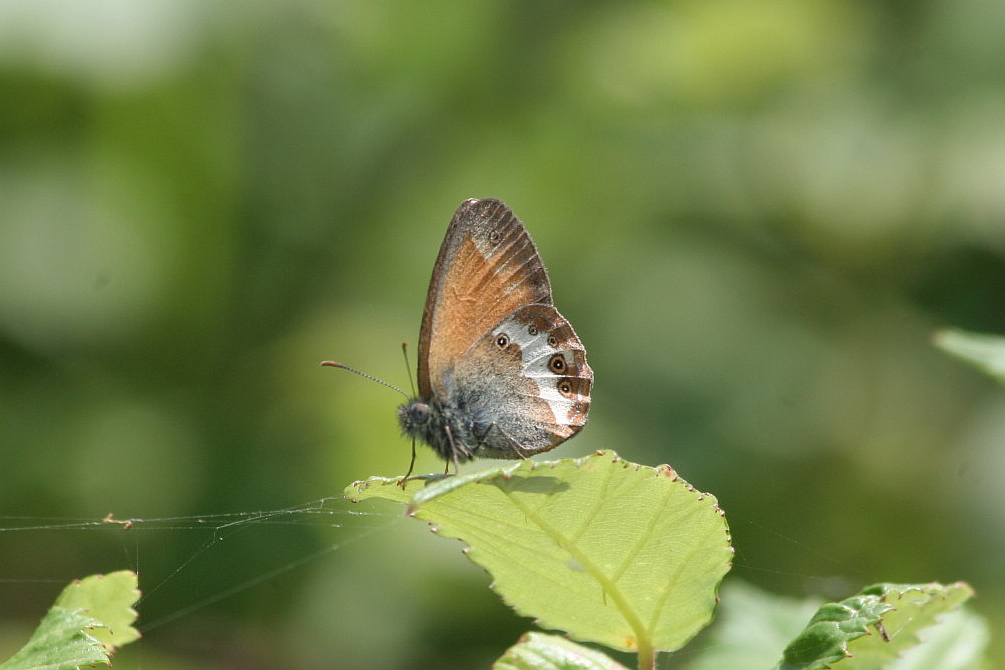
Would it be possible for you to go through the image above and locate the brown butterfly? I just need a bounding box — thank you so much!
[394,198,593,477]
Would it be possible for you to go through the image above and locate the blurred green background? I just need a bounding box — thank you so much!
[2,1,1004,668]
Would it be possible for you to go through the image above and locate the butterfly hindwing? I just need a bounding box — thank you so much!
[451,304,592,458]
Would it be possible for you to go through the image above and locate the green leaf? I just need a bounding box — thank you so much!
[934,328,1005,383]
[53,570,141,650]
[778,582,975,670]
[493,632,630,670]
[0,571,141,670]
[346,450,733,655]
[0,608,108,670]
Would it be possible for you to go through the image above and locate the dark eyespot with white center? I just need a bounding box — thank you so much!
[528,324,538,336]
[488,230,501,244]
[547,334,558,347]
[495,333,510,348]
[558,380,573,397]
[548,353,566,374]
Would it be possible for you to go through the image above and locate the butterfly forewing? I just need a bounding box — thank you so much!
[417,199,552,398]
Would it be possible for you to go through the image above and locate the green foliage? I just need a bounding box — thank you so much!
[347,451,733,665]
[0,571,140,670]
[935,329,1005,385]
[347,454,989,670]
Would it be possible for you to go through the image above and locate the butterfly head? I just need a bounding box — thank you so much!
[397,398,431,437]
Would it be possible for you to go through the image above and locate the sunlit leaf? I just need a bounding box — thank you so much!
[494,632,629,670]
[347,450,733,655]
[53,570,141,650]
[778,582,975,670]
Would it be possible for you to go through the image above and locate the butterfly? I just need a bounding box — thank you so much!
[396,198,593,477]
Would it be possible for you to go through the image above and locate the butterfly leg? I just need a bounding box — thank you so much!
[397,438,418,488]
[443,423,471,475]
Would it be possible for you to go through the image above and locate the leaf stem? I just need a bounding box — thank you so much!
[637,640,655,670]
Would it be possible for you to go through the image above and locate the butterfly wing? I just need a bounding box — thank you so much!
[417,199,552,399]
[451,304,592,457]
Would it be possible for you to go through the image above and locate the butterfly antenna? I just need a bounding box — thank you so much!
[320,361,409,399]
[401,342,417,396]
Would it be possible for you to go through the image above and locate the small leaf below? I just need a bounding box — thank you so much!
[494,632,630,670]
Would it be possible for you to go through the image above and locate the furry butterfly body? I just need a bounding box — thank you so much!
[398,198,592,469]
